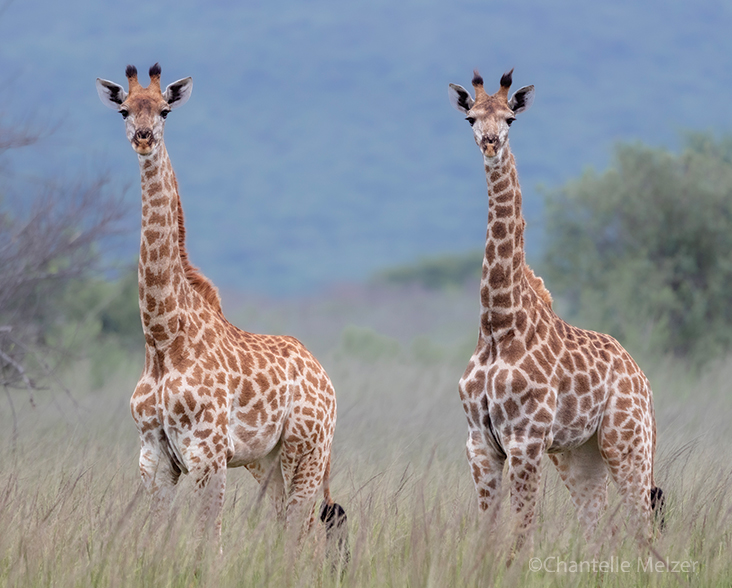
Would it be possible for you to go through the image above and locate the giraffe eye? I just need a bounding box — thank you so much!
[119,108,130,119]
[506,117,516,127]
[466,117,476,126]
[160,109,171,119]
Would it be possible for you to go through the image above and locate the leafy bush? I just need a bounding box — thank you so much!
[0,188,128,393]
[542,133,732,362]
[49,269,142,387]
[0,116,129,393]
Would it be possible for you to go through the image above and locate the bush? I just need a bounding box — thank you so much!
[0,116,129,395]
[542,133,732,363]
[48,268,142,387]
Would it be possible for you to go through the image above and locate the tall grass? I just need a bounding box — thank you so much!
[1,285,731,587]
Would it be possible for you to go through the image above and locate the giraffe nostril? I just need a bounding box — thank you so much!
[135,129,152,140]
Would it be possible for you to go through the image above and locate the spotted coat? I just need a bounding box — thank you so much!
[97,64,342,538]
[449,69,661,547]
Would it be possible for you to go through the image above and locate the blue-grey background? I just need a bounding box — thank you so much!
[2,0,731,295]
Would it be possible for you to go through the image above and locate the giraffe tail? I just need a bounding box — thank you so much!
[320,456,350,572]
[650,486,666,531]
[649,396,666,530]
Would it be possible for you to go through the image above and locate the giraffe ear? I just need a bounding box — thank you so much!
[508,85,535,115]
[448,83,475,114]
[96,78,127,109]
[163,77,193,110]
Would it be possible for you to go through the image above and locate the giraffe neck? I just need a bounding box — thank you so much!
[479,146,527,340]
[137,144,192,347]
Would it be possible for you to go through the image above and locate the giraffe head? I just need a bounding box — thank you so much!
[96,63,192,156]
[448,69,534,162]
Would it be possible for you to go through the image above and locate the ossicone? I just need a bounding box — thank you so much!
[148,63,162,92]
[500,68,514,89]
[496,68,514,100]
[472,70,484,89]
[125,64,141,91]
[472,69,488,99]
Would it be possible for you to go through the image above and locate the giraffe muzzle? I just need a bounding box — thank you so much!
[480,134,500,158]
[481,134,498,147]
[133,129,155,154]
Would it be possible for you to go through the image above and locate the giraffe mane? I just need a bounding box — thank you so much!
[524,265,553,308]
[173,182,223,314]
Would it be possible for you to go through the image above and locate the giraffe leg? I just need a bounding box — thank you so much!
[280,444,329,536]
[505,434,547,555]
[603,454,653,541]
[185,450,228,540]
[548,433,609,541]
[246,448,286,522]
[599,420,654,542]
[465,430,505,517]
[138,436,181,523]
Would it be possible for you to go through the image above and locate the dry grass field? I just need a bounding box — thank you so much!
[1,285,730,587]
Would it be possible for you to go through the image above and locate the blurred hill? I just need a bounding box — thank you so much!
[2,0,732,295]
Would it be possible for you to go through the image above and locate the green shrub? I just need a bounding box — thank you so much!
[542,133,732,363]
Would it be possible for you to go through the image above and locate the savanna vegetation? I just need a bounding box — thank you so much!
[1,285,731,587]
[0,117,130,409]
[542,134,732,365]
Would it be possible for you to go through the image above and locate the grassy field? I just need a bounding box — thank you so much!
[1,285,731,587]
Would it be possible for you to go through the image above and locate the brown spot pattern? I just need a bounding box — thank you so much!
[455,81,658,544]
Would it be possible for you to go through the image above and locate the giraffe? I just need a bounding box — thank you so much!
[448,69,664,550]
[95,64,347,547]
